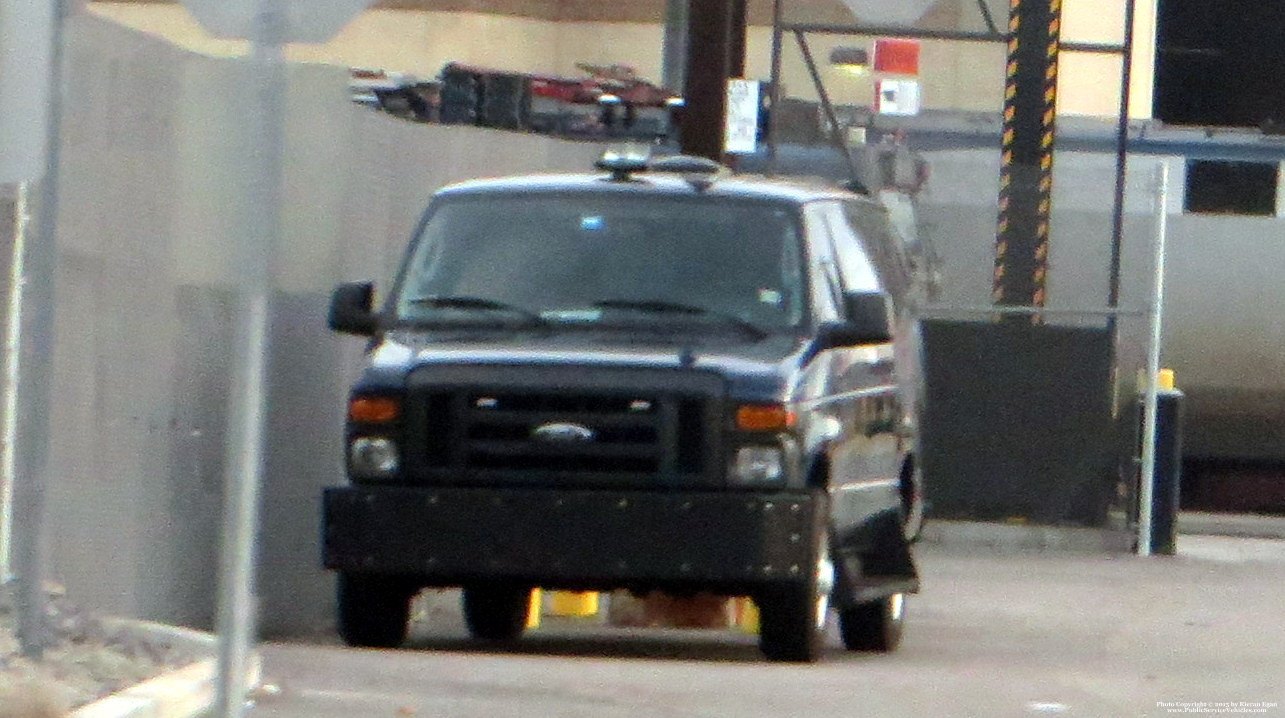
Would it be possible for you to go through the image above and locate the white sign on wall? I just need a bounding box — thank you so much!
[876,79,922,116]
[724,79,761,155]
[180,0,374,43]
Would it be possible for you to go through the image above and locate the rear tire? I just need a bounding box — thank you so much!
[838,593,906,652]
[337,573,413,649]
[462,584,532,641]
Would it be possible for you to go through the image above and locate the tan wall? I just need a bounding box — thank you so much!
[88,0,1157,117]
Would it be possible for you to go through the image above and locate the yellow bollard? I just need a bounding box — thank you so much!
[1158,368,1175,390]
[733,597,760,634]
[1138,368,1177,390]
[526,588,542,629]
[548,591,600,617]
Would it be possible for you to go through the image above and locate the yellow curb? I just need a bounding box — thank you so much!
[67,622,260,718]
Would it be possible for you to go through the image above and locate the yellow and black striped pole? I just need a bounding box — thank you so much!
[993,0,1062,311]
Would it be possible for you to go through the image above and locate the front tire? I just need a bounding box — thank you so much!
[756,529,834,663]
[462,584,532,641]
[337,573,413,649]
[838,592,906,652]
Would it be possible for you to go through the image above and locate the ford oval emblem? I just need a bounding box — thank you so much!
[531,422,596,443]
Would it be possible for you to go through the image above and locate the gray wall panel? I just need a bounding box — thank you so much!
[43,15,598,633]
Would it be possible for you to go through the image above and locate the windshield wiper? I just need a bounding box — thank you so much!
[593,298,768,339]
[405,295,546,326]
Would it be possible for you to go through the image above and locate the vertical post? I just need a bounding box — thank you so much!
[14,0,68,660]
[794,32,860,186]
[661,0,689,94]
[681,0,734,160]
[766,0,785,171]
[1,182,30,582]
[212,1,285,714]
[1137,163,1169,557]
[1106,0,1137,314]
[992,0,1063,310]
[729,0,748,79]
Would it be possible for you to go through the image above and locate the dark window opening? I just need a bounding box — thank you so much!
[1184,160,1278,216]
[1154,0,1285,128]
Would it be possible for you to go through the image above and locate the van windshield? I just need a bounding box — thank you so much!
[393,193,805,332]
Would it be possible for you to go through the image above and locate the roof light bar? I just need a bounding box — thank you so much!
[595,143,652,181]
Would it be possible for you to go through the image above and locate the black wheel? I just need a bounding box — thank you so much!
[337,573,413,648]
[756,530,835,663]
[462,584,532,641]
[838,593,906,652]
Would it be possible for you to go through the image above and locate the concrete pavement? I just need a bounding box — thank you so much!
[242,535,1285,718]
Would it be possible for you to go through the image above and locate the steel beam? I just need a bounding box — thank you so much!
[680,0,747,160]
[992,0,1063,310]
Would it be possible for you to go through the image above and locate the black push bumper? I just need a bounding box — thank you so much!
[323,486,821,591]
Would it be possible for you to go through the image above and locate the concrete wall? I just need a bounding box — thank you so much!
[918,148,1285,461]
[46,14,598,634]
[916,148,1167,388]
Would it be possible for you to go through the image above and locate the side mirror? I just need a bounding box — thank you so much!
[816,291,893,349]
[329,281,378,336]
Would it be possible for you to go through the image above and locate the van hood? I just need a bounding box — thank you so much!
[356,329,809,401]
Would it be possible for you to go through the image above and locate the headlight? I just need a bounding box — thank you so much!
[349,437,399,479]
[730,446,784,485]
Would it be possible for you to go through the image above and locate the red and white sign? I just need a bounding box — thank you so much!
[873,38,921,76]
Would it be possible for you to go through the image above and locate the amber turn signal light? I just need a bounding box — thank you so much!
[348,396,400,423]
[735,404,795,432]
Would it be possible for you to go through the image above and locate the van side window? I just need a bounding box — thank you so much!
[840,200,911,300]
[821,202,883,295]
[801,203,844,323]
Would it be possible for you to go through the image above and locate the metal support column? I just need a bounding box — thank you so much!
[794,32,860,185]
[730,0,748,78]
[765,0,785,170]
[212,1,286,713]
[661,0,689,93]
[14,0,68,660]
[992,0,1063,309]
[680,0,746,160]
[1106,0,1138,314]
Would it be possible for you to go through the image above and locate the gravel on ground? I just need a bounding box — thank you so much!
[0,581,196,717]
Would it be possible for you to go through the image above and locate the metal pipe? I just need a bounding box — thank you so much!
[765,0,784,173]
[0,182,29,583]
[976,0,999,35]
[15,0,67,660]
[792,30,860,186]
[1106,0,1137,311]
[1137,163,1170,557]
[212,1,285,713]
[784,22,1005,41]
[919,304,1147,317]
[661,0,689,93]
[781,22,1124,53]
